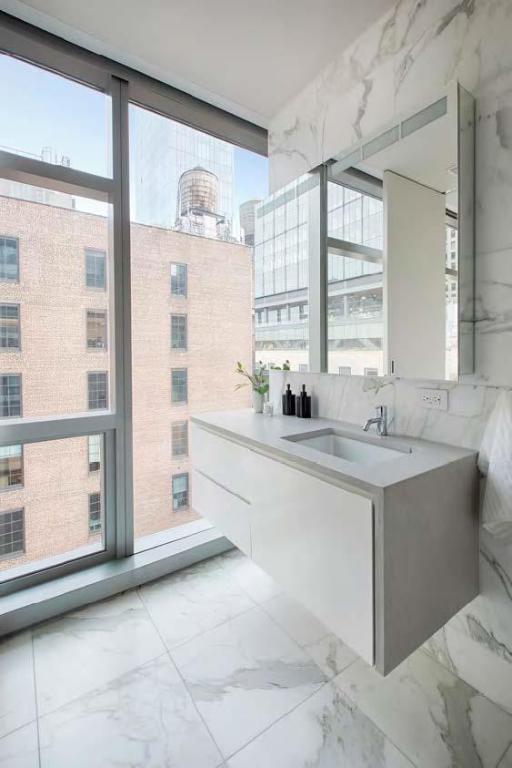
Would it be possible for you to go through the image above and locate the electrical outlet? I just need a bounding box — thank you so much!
[417,388,448,411]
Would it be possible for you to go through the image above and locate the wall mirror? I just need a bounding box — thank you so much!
[326,82,475,381]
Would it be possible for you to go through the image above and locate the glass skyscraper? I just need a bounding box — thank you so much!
[129,106,236,234]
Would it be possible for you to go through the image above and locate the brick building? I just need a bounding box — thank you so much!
[0,194,252,575]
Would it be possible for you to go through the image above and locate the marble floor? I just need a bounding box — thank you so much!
[1,549,512,768]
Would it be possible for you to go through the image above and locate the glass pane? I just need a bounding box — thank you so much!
[0,434,105,583]
[129,104,268,551]
[0,53,112,178]
[328,181,383,249]
[254,173,313,372]
[327,181,384,376]
[0,182,113,418]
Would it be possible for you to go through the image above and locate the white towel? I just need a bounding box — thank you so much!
[478,390,512,541]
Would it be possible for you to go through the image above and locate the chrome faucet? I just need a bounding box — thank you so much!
[363,405,388,437]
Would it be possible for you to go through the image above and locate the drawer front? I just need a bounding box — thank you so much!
[192,468,251,554]
[191,423,256,502]
[248,450,374,665]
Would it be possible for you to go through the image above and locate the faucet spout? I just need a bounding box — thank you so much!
[363,405,388,437]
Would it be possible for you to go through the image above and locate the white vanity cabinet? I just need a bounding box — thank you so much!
[191,421,374,663]
[190,415,478,675]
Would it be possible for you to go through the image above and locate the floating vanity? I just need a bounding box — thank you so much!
[191,411,478,675]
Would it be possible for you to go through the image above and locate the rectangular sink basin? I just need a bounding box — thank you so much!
[284,429,411,465]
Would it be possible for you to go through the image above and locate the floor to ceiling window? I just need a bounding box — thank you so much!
[0,51,115,589]
[0,24,267,596]
[128,104,268,552]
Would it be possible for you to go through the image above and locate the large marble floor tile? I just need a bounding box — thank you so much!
[227,681,413,768]
[262,593,331,647]
[263,592,357,678]
[0,632,36,738]
[0,722,39,768]
[38,655,222,768]
[306,632,358,679]
[171,605,327,757]
[139,555,254,649]
[335,649,512,768]
[33,590,166,716]
[220,550,283,603]
[424,624,512,715]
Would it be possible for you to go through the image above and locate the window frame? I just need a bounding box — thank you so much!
[88,491,102,534]
[171,420,188,458]
[0,373,22,418]
[170,313,187,352]
[0,507,25,559]
[0,14,267,601]
[170,262,188,297]
[0,443,23,492]
[0,303,21,351]
[0,235,20,283]
[172,472,189,512]
[88,434,102,473]
[87,371,109,411]
[171,368,188,404]
[85,248,107,291]
[86,308,108,351]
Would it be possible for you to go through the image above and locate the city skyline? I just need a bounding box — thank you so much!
[0,51,269,227]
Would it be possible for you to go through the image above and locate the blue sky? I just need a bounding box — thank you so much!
[0,53,269,215]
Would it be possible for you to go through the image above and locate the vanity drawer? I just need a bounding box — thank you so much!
[248,450,374,665]
[192,468,252,554]
[191,422,257,501]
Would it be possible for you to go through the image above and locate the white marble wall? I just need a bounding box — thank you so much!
[269,0,512,388]
[269,369,512,715]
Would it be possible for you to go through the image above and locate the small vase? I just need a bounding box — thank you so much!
[252,390,264,413]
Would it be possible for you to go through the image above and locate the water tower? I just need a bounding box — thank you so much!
[239,199,262,246]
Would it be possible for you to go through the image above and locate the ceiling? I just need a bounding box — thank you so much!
[1,0,395,127]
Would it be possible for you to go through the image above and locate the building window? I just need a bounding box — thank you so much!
[172,421,188,457]
[88,372,108,410]
[364,367,379,377]
[0,374,21,417]
[0,304,20,349]
[0,445,23,490]
[172,473,189,511]
[171,263,187,296]
[0,237,19,282]
[0,508,24,558]
[171,314,187,351]
[338,366,351,375]
[85,249,106,289]
[87,310,107,349]
[88,434,101,472]
[171,368,187,403]
[88,492,102,533]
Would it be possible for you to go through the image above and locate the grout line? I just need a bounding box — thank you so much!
[138,588,225,765]
[29,648,170,724]
[222,680,332,763]
[30,630,42,768]
[331,666,418,768]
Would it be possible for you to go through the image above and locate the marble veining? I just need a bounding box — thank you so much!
[2,549,512,766]
[227,683,413,768]
[269,368,512,717]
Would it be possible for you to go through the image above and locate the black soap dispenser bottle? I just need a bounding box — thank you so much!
[282,383,295,415]
[296,384,311,418]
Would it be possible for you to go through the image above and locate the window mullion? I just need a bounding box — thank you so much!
[111,76,134,558]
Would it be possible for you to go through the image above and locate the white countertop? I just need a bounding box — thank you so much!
[191,409,477,495]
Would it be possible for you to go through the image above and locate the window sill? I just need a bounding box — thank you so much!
[0,527,232,638]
